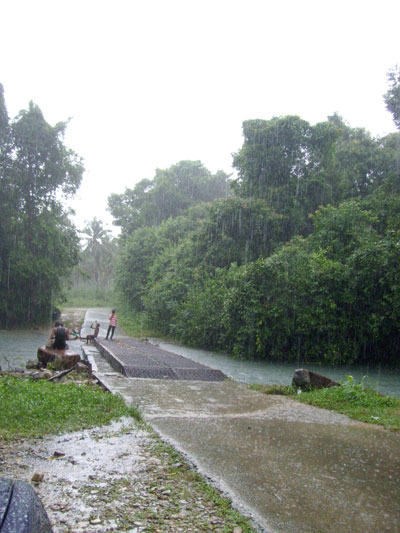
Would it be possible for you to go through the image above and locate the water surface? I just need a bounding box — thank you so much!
[0,329,49,370]
[153,339,400,398]
[0,329,84,370]
[1,328,399,398]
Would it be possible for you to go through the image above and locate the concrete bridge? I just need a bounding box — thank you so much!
[81,308,400,533]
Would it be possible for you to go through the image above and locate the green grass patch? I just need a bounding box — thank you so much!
[118,309,161,339]
[0,376,139,440]
[297,376,400,431]
[250,383,296,395]
[252,376,400,431]
[63,286,116,308]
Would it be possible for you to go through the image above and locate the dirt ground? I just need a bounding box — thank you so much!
[1,417,252,532]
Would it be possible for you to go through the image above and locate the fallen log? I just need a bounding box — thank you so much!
[47,365,78,381]
[47,360,93,382]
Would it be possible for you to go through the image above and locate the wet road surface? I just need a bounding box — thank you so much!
[82,309,400,533]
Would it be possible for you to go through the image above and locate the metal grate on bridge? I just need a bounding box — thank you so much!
[123,365,226,381]
[96,338,227,381]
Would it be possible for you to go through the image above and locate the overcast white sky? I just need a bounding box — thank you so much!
[1,0,399,232]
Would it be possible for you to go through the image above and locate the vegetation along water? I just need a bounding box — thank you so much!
[2,68,400,374]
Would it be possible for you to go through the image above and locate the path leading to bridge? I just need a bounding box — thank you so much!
[82,308,400,533]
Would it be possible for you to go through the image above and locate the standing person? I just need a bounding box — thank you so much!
[50,322,70,350]
[106,310,117,340]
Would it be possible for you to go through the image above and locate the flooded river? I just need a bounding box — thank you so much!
[1,328,400,397]
[153,339,400,398]
[0,329,51,370]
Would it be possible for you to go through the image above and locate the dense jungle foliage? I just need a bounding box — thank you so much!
[0,84,84,327]
[111,67,400,365]
[3,67,400,367]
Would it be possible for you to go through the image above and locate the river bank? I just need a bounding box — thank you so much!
[0,308,256,532]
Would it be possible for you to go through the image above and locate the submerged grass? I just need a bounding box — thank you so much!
[0,376,139,440]
[251,376,400,431]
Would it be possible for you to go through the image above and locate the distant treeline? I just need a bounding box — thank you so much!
[110,68,400,364]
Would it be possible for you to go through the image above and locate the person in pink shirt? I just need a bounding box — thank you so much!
[106,310,117,340]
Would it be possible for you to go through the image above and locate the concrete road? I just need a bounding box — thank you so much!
[79,307,125,341]
[82,310,400,533]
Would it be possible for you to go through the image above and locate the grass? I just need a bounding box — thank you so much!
[118,309,161,339]
[0,376,140,440]
[62,286,116,308]
[250,383,296,395]
[251,376,400,431]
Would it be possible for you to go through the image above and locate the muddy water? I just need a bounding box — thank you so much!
[0,329,85,370]
[0,329,50,369]
[1,318,400,397]
[153,340,400,397]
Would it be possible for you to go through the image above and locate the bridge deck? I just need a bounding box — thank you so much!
[95,338,226,381]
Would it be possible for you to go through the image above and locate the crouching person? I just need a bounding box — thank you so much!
[50,322,69,350]
[86,321,100,344]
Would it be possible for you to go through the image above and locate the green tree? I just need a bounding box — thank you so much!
[171,267,235,348]
[231,116,344,238]
[384,65,400,129]
[11,102,82,217]
[232,116,312,205]
[232,114,399,239]
[0,85,13,307]
[0,92,84,326]
[378,132,400,193]
[115,226,163,311]
[108,160,230,234]
[115,205,209,314]
[205,196,400,364]
[193,197,286,268]
[79,218,115,289]
[111,72,400,364]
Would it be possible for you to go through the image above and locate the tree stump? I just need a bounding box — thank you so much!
[292,368,339,390]
[37,346,80,369]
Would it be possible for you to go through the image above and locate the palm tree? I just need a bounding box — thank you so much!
[80,218,115,289]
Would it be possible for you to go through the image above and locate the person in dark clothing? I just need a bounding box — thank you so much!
[50,322,70,350]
